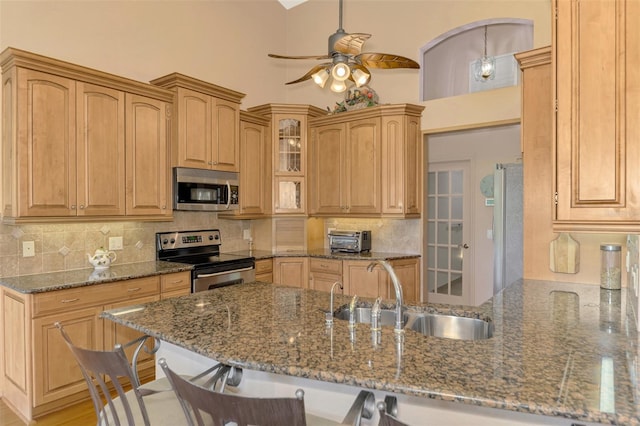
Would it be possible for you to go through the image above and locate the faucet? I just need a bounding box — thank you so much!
[371,297,382,331]
[367,260,404,334]
[349,295,359,328]
[325,281,344,326]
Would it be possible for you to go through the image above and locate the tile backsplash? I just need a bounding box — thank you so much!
[0,212,249,278]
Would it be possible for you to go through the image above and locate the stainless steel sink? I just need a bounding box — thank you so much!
[333,306,493,340]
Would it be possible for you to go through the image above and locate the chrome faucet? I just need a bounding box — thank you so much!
[367,260,404,334]
[349,295,359,328]
[325,281,344,326]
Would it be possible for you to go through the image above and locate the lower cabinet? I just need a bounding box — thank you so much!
[309,257,420,303]
[255,258,274,282]
[273,257,309,288]
[1,271,189,421]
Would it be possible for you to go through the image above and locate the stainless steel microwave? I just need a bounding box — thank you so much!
[173,167,239,211]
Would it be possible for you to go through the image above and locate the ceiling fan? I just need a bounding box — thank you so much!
[268,0,419,93]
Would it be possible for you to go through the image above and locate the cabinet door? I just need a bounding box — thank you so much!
[273,257,309,288]
[33,307,104,405]
[76,82,126,216]
[176,87,211,169]
[346,118,381,214]
[239,119,268,215]
[104,294,160,382]
[387,258,420,304]
[310,123,345,214]
[274,114,306,176]
[274,176,305,214]
[381,115,421,216]
[17,68,76,217]
[310,272,343,293]
[342,261,385,298]
[125,93,170,217]
[555,0,640,227]
[212,98,240,172]
[255,259,273,282]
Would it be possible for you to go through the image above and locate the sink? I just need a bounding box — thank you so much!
[333,306,493,340]
[404,312,493,340]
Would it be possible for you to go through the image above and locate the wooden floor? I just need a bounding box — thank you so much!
[0,399,97,426]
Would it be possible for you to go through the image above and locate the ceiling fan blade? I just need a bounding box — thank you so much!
[332,33,371,56]
[355,53,420,69]
[269,53,331,60]
[285,63,331,85]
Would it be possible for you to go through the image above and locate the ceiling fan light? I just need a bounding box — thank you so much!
[312,68,330,88]
[352,68,370,87]
[330,79,347,93]
[331,62,351,81]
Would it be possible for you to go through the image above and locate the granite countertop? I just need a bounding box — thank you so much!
[0,261,193,294]
[229,249,420,261]
[101,279,640,425]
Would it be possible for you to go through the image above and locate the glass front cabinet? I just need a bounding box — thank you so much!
[248,104,325,214]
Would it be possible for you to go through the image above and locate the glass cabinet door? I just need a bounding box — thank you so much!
[277,117,303,174]
[274,177,305,214]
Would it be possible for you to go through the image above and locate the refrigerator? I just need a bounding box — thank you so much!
[493,163,523,295]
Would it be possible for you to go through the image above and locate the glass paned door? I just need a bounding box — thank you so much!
[278,118,301,173]
[427,161,471,305]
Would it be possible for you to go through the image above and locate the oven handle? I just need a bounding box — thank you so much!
[196,266,254,279]
[225,181,231,210]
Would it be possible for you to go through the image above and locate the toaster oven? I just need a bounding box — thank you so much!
[328,230,372,253]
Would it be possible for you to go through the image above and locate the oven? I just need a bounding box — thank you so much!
[156,229,255,293]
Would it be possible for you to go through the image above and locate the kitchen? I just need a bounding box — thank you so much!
[0,0,638,425]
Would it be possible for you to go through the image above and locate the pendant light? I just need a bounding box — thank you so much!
[473,25,495,82]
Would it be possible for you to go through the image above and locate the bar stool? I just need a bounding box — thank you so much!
[56,322,205,426]
[377,396,409,426]
[159,358,377,426]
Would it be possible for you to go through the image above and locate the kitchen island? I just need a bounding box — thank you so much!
[101,280,640,425]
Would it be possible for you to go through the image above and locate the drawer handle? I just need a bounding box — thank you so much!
[170,280,183,284]
[61,298,79,304]
[127,287,142,293]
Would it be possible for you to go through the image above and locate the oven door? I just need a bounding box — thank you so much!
[193,266,255,293]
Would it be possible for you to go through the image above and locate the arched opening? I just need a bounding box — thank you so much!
[420,19,533,101]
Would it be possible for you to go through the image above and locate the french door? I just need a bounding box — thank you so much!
[426,160,472,305]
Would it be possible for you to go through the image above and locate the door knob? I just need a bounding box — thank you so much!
[459,243,469,249]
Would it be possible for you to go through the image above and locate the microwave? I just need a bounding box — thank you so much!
[173,167,239,211]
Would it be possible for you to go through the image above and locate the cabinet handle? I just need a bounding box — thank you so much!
[70,205,76,210]
[170,279,183,284]
[61,298,79,304]
[127,287,142,293]
[79,205,85,209]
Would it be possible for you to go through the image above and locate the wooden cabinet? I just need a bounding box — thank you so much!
[309,258,343,293]
[342,260,387,299]
[273,257,308,288]
[221,111,271,218]
[160,271,191,299]
[125,93,171,217]
[247,104,326,215]
[310,118,381,215]
[309,104,424,218]
[0,47,173,223]
[255,258,274,282]
[150,73,245,172]
[553,0,640,232]
[1,271,187,421]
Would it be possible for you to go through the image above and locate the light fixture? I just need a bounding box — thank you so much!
[351,65,370,87]
[330,79,347,93]
[473,25,495,82]
[331,61,351,81]
[312,68,330,88]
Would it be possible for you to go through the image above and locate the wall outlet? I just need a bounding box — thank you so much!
[23,241,35,257]
[243,229,251,240]
[109,236,123,250]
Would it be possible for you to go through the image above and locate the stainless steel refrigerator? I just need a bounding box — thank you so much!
[493,163,523,294]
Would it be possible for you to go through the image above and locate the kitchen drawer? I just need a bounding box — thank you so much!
[255,259,273,275]
[309,258,342,275]
[32,276,159,317]
[160,271,191,294]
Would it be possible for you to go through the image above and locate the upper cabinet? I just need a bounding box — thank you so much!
[0,47,173,223]
[553,0,640,232]
[309,104,424,218]
[150,73,245,172]
[247,104,326,215]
